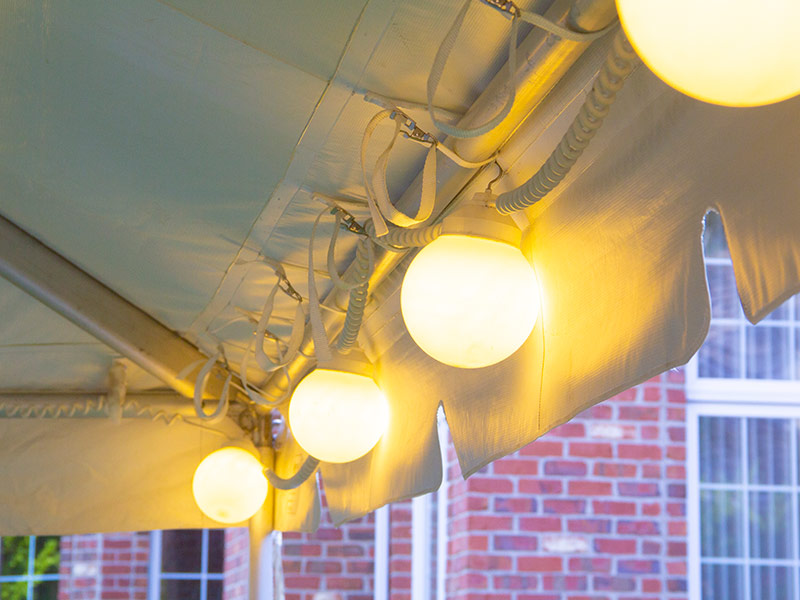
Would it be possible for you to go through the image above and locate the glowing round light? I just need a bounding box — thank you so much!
[289,369,389,463]
[192,447,267,524]
[616,0,800,106]
[401,234,539,369]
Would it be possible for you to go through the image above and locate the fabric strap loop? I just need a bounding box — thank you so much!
[361,111,438,237]
[193,354,231,424]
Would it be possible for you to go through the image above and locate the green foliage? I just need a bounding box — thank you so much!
[0,537,60,600]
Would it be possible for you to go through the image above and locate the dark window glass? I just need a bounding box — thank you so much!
[161,530,202,573]
[161,579,201,600]
[207,580,223,600]
[208,530,225,573]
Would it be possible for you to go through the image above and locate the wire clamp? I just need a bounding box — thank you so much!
[389,110,436,146]
[276,271,303,303]
[479,0,519,19]
[330,206,369,237]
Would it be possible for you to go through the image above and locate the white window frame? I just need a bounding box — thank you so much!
[0,535,63,598]
[148,529,225,600]
[687,252,800,401]
[410,409,449,600]
[687,401,800,600]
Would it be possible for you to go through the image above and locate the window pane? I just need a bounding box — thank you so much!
[33,580,59,600]
[208,530,224,574]
[746,327,791,380]
[2,537,30,575]
[702,212,729,259]
[707,265,740,319]
[749,492,792,559]
[34,537,60,575]
[161,530,202,573]
[698,325,740,378]
[795,328,800,379]
[762,301,790,322]
[748,418,791,485]
[207,580,223,600]
[1,581,28,599]
[751,565,793,600]
[701,490,744,558]
[161,579,202,600]
[701,563,744,600]
[700,416,741,483]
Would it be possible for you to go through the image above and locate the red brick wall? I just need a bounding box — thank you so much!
[445,370,688,600]
[224,528,250,600]
[282,494,376,600]
[388,501,412,600]
[58,532,150,600]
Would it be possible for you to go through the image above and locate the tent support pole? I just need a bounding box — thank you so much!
[0,214,235,399]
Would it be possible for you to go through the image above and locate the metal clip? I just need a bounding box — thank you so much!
[389,110,436,146]
[330,206,368,237]
[276,271,303,303]
[479,0,518,18]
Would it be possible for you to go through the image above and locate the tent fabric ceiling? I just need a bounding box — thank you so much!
[1,0,799,533]
[320,68,800,524]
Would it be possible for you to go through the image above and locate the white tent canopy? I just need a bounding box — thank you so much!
[0,0,798,536]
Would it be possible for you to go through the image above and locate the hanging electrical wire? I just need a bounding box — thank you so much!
[494,28,639,213]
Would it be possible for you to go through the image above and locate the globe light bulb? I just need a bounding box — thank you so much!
[289,366,389,464]
[616,0,800,107]
[192,447,268,524]
[401,232,539,369]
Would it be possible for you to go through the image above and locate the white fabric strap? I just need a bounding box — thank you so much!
[254,284,306,373]
[427,0,614,139]
[308,210,334,362]
[361,110,437,237]
[240,335,292,407]
[434,141,497,169]
[193,354,231,424]
[427,1,519,139]
[517,9,616,43]
[361,92,496,169]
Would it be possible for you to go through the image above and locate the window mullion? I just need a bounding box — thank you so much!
[742,417,751,598]
[200,529,209,600]
[28,535,36,600]
[791,419,800,600]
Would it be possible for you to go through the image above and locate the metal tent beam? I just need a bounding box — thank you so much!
[0,214,231,399]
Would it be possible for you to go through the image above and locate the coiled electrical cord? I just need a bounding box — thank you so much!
[494,29,639,214]
[264,455,320,490]
[365,220,443,248]
[336,236,373,352]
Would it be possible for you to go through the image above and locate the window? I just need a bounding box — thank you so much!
[0,536,61,600]
[688,212,800,599]
[148,530,225,600]
[410,409,449,600]
[688,406,800,600]
[688,212,800,400]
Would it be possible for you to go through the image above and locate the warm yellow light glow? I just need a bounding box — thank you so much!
[617,0,800,106]
[289,369,389,463]
[401,234,539,369]
[192,447,267,524]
